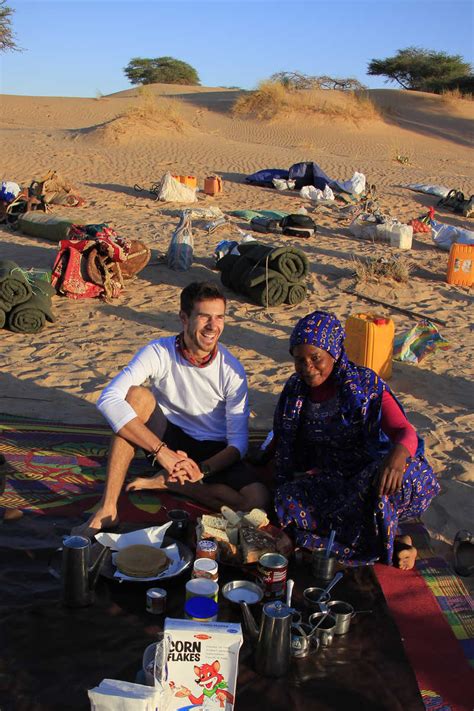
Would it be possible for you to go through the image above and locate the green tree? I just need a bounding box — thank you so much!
[367,47,472,92]
[0,0,19,52]
[124,57,200,86]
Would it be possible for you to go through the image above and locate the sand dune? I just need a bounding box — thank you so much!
[0,84,473,551]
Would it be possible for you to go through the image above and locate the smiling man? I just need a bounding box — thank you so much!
[73,281,268,537]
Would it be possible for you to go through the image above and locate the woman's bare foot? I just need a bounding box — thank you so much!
[71,508,120,538]
[126,471,167,493]
[394,534,417,570]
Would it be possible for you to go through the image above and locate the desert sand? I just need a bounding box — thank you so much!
[0,84,473,556]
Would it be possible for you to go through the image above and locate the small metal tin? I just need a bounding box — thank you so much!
[257,552,288,599]
[146,587,167,615]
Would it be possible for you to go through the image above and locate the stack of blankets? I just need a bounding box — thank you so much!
[216,242,309,307]
[0,260,55,333]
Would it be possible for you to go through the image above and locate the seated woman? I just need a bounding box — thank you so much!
[273,310,440,569]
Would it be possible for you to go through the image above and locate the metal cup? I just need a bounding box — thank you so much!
[303,587,330,613]
[311,549,336,582]
[327,600,355,635]
[291,623,319,658]
[308,612,337,647]
[167,509,189,540]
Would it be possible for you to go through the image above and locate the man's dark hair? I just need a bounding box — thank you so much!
[180,281,226,316]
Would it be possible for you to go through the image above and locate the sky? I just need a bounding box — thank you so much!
[0,0,473,97]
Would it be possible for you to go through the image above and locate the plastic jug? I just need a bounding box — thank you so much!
[446,243,473,287]
[389,223,413,250]
[171,175,197,189]
[204,175,223,196]
[345,313,395,379]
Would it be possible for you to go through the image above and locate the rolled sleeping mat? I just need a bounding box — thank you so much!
[6,279,55,333]
[0,260,32,311]
[17,212,75,242]
[285,282,307,305]
[0,307,5,329]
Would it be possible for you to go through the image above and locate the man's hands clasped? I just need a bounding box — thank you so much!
[155,445,203,485]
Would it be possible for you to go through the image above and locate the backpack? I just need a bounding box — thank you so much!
[250,216,283,234]
[280,214,317,238]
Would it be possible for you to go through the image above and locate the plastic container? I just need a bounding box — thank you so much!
[345,313,395,379]
[204,175,223,196]
[389,224,413,250]
[185,577,219,602]
[172,175,197,189]
[184,597,218,622]
[446,243,473,287]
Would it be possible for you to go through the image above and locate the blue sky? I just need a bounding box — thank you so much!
[1,0,473,97]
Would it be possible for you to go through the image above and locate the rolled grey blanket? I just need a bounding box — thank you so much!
[0,260,32,311]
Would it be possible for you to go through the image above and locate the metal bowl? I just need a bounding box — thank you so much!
[221,580,264,605]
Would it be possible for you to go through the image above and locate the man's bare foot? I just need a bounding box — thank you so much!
[394,534,417,570]
[71,509,120,538]
[126,471,167,493]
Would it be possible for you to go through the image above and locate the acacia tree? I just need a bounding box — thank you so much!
[124,57,200,86]
[367,47,472,92]
[0,0,19,52]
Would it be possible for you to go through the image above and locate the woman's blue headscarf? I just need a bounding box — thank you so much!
[289,310,345,361]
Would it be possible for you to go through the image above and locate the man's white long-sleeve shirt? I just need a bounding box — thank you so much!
[97,336,249,456]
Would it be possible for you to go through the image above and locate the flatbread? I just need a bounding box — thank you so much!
[115,544,169,578]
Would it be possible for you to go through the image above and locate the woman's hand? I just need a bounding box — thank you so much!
[377,444,410,496]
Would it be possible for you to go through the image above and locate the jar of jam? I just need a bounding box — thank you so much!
[196,539,218,560]
[192,558,219,582]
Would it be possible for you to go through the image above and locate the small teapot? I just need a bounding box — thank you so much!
[240,599,294,677]
[61,535,108,608]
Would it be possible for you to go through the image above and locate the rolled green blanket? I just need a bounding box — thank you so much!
[216,254,241,290]
[229,256,288,306]
[237,243,308,283]
[0,260,32,311]
[0,307,5,329]
[286,282,307,305]
[6,279,55,333]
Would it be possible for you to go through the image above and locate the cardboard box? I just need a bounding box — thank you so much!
[160,618,242,710]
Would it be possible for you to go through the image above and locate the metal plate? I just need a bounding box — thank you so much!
[95,535,193,582]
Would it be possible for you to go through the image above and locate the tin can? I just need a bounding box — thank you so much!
[196,539,218,560]
[146,587,167,615]
[257,553,288,599]
[192,558,219,582]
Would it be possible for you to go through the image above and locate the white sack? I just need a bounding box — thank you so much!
[156,172,197,203]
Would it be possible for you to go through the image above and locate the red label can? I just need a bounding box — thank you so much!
[257,553,288,599]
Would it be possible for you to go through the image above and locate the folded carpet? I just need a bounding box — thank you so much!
[0,260,32,311]
[6,279,55,333]
[237,243,309,283]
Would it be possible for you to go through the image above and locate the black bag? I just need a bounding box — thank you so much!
[250,216,283,234]
[280,214,316,237]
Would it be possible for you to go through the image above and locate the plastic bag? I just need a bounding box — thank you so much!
[156,172,197,203]
[88,679,161,711]
[431,219,474,251]
[167,211,194,271]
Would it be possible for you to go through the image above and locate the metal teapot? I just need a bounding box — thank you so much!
[61,535,108,608]
[240,599,294,677]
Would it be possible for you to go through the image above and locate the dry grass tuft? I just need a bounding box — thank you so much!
[441,88,474,105]
[352,255,411,284]
[232,80,381,122]
[122,86,186,132]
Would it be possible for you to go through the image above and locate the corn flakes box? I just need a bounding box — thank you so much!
[159,618,243,711]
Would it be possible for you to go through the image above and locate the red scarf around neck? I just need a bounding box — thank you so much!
[175,332,218,368]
